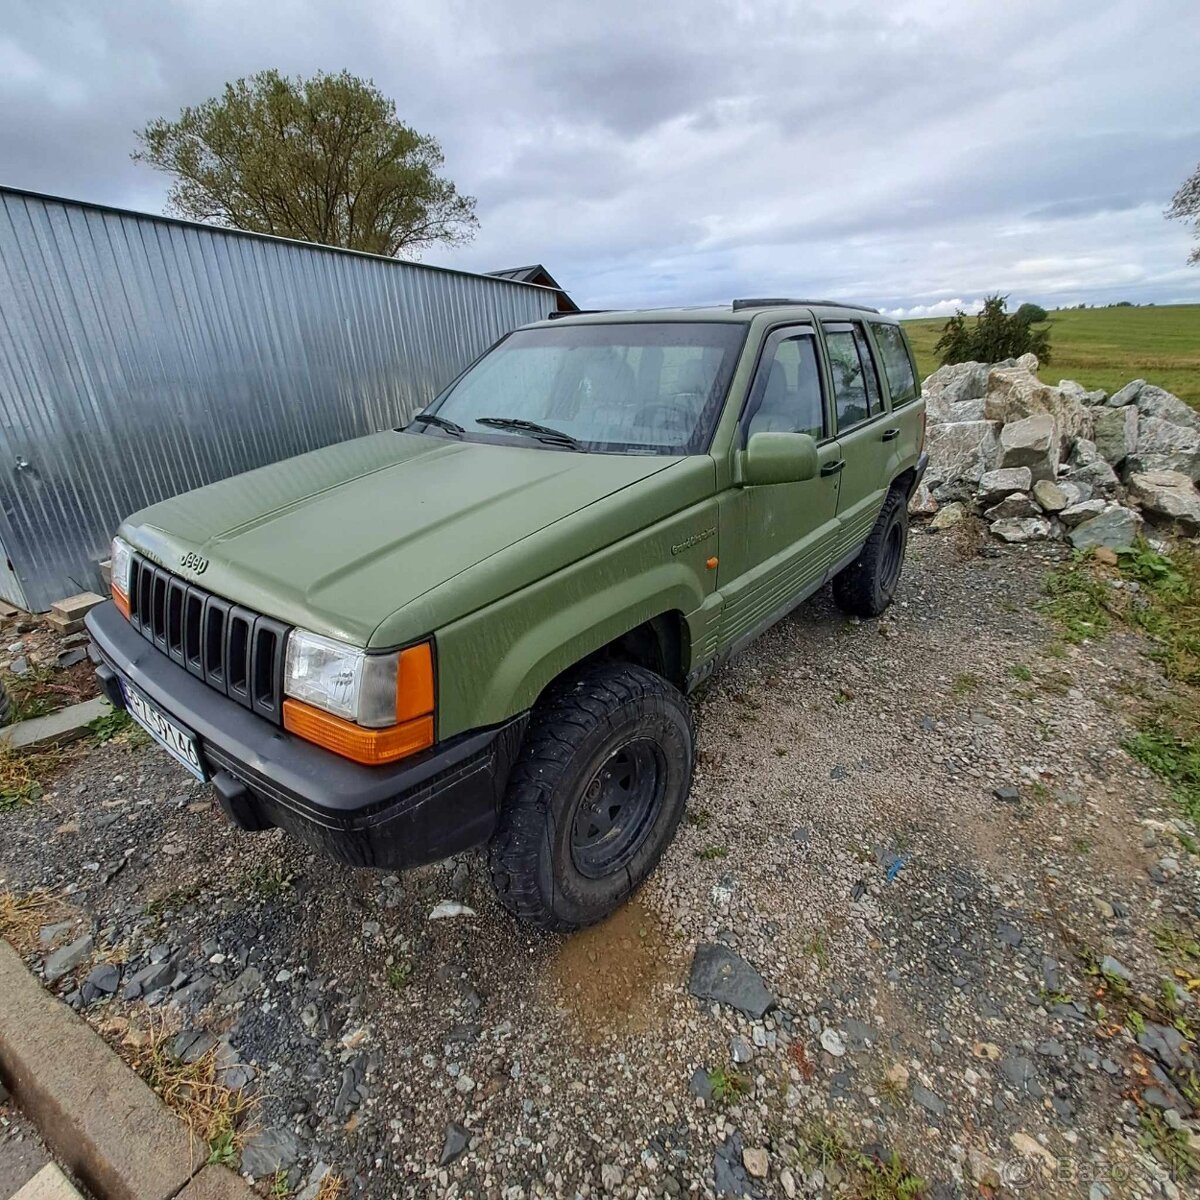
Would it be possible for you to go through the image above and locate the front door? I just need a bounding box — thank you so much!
[716,325,843,652]
[821,320,895,567]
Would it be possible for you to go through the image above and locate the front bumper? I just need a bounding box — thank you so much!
[86,601,527,870]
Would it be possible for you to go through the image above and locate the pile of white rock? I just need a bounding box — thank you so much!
[912,354,1200,549]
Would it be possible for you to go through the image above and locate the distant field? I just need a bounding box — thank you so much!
[903,304,1200,408]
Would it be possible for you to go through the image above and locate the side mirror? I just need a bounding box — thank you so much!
[741,431,819,486]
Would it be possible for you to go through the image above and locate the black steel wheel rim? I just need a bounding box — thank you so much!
[570,738,665,879]
[880,522,904,593]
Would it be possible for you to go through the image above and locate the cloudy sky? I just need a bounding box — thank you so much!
[3,0,1198,315]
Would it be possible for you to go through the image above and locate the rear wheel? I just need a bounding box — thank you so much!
[0,680,11,728]
[488,662,694,931]
[832,487,909,617]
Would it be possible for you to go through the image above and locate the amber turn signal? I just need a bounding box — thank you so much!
[112,584,130,619]
[395,642,435,723]
[283,699,434,765]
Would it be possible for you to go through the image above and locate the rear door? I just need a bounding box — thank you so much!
[715,324,844,651]
[820,320,896,569]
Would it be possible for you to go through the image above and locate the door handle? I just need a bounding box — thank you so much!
[881,427,901,442]
[820,459,845,476]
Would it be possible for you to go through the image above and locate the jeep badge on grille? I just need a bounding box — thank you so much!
[180,551,209,575]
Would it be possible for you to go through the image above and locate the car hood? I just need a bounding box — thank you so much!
[121,431,683,645]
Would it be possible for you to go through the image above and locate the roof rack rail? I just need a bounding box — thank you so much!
[731,297,880,314]
[547,308,610,320]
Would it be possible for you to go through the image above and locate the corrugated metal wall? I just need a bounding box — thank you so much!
[0,188,554,611]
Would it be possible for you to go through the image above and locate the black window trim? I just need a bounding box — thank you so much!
[820,319,888,437]
[735,322,832,448]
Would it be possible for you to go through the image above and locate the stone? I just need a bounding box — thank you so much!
[1000,1055,1043,1097]
[922,361,990,406]
[1135,384,1200,432]
[999,414,1058,483]
[819,1028,846,1057]
[1093,405,1138,465]
[985,368,1090,452]
[1057,479,1092,506]
[43,935,93,982]
[1031,479,1068,513]
[1107,379,1144,408]
[1070,459,1120,497]
[0,698,112,753]
[730,1035,753,1064]
[885,1063,910,1089]
[930,502,965,530]
[213,967,261,1007]
[984,492,1038,521]
[240,1128,301,1178]
[83,963,119,995]
[990,517,1051,543]
[1100,955,1133,983]
[977,467,1032,506]
[50,592,105,622]
[1060,499,1107,528]
[924,420,1002,501]
[429,900,475,919]
[600,1163,623,1191]
[1126,470,1200,533]
[55,647,88,669]
[742,1148,769,1179]
[1059,379,1107,406]
[908,482,937,516]
[993,785,1020,803]
[440,1122,471,1167]
[912,1082,946,1117]
[688,944,776,1019]
[1068,506,1141,552]
[1127,415,1200,481]
[689,1067,714,1102]
[122,960,176,1000]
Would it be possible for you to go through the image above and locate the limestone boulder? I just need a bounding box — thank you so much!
[990,517,1051,544]
[1126,470,1200,534]
[998,414,1058,483]
[984,366,1092,452]
[1032,479,1069,513]
[1092,405,1138,466]
[1068,506,1141,552]
[925,420,1002,501]
[1127,415,1200,481]
[977,467,1033,507]
[984,492,1039,521]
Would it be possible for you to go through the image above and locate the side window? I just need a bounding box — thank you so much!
[871,322,918,406]
[745,332,825,440]
[824,323,882,431]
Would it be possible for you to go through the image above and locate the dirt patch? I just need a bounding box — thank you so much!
[544,893,680,1040]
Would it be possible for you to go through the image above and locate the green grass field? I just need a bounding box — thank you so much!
[904,304,1200,409]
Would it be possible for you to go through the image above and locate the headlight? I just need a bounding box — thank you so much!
[283,630,435,729]
[111,536,133,616]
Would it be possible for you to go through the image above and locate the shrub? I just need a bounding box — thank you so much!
[935,294,1052,366]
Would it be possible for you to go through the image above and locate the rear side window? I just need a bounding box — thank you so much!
[823,323,882,431]
[871,322,919,406]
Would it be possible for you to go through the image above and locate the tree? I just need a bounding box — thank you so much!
[933,294,1052,367]
[134,70,478,257]
[1167,162,1200,264]
[1014,302,1048,325]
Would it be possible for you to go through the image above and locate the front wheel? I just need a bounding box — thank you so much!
[832,487,909,617]
[488,662,694,931]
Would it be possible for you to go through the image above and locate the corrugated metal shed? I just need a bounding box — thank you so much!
[0,187,554,611]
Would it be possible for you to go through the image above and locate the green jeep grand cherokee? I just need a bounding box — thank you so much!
[87,299,926,929]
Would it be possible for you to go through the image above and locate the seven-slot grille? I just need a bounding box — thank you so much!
[126,555,290,725]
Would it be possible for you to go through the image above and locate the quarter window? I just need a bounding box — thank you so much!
[824,323,882,431]
[871,322,919,406]
[745,332,825,440]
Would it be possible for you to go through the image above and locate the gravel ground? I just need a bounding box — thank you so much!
[1,528,1198,1200]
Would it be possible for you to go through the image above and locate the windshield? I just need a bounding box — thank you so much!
[426,322,746,454]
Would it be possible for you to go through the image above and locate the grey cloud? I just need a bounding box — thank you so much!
[1,0,1197,315]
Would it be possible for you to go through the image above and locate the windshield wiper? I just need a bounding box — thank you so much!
[406,411,465,436]
[475,416,587,451]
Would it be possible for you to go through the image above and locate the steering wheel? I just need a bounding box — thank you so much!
[638,397,695,432]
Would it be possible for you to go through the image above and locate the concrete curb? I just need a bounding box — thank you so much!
[0,940,255,1200]
[0,697,111,752]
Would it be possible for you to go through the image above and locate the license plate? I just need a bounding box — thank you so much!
[120,681,207,782]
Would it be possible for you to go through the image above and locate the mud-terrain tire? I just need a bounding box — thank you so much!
[832,487,909,617]
[0,680,11,728]
[488,662,694,931]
